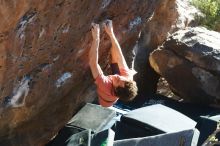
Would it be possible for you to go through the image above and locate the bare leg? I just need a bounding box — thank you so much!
[104,20,129,70]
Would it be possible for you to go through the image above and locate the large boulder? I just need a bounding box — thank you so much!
[0,0,158,145]
[150,27,220,104]
[133,0,200,98]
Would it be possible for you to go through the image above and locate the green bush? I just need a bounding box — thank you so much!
[191,0,220,31]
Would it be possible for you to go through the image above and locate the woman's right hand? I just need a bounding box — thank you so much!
[91,23,100,42]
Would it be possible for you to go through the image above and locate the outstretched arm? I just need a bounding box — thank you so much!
[104,20,129,70]
[89,23,103,79]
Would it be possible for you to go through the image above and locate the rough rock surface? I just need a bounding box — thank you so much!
[133,0,199,99]
[150,27,220,104]
[0,0,158,145]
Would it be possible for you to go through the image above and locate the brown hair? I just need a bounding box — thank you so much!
[114,80,138,102]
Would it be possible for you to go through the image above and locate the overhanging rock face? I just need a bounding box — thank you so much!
[0,0,158,145]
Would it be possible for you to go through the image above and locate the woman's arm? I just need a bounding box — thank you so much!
[104,20,129,70]
[89,23,103,79]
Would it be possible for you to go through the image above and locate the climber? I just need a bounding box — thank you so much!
[89,20,138,107]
